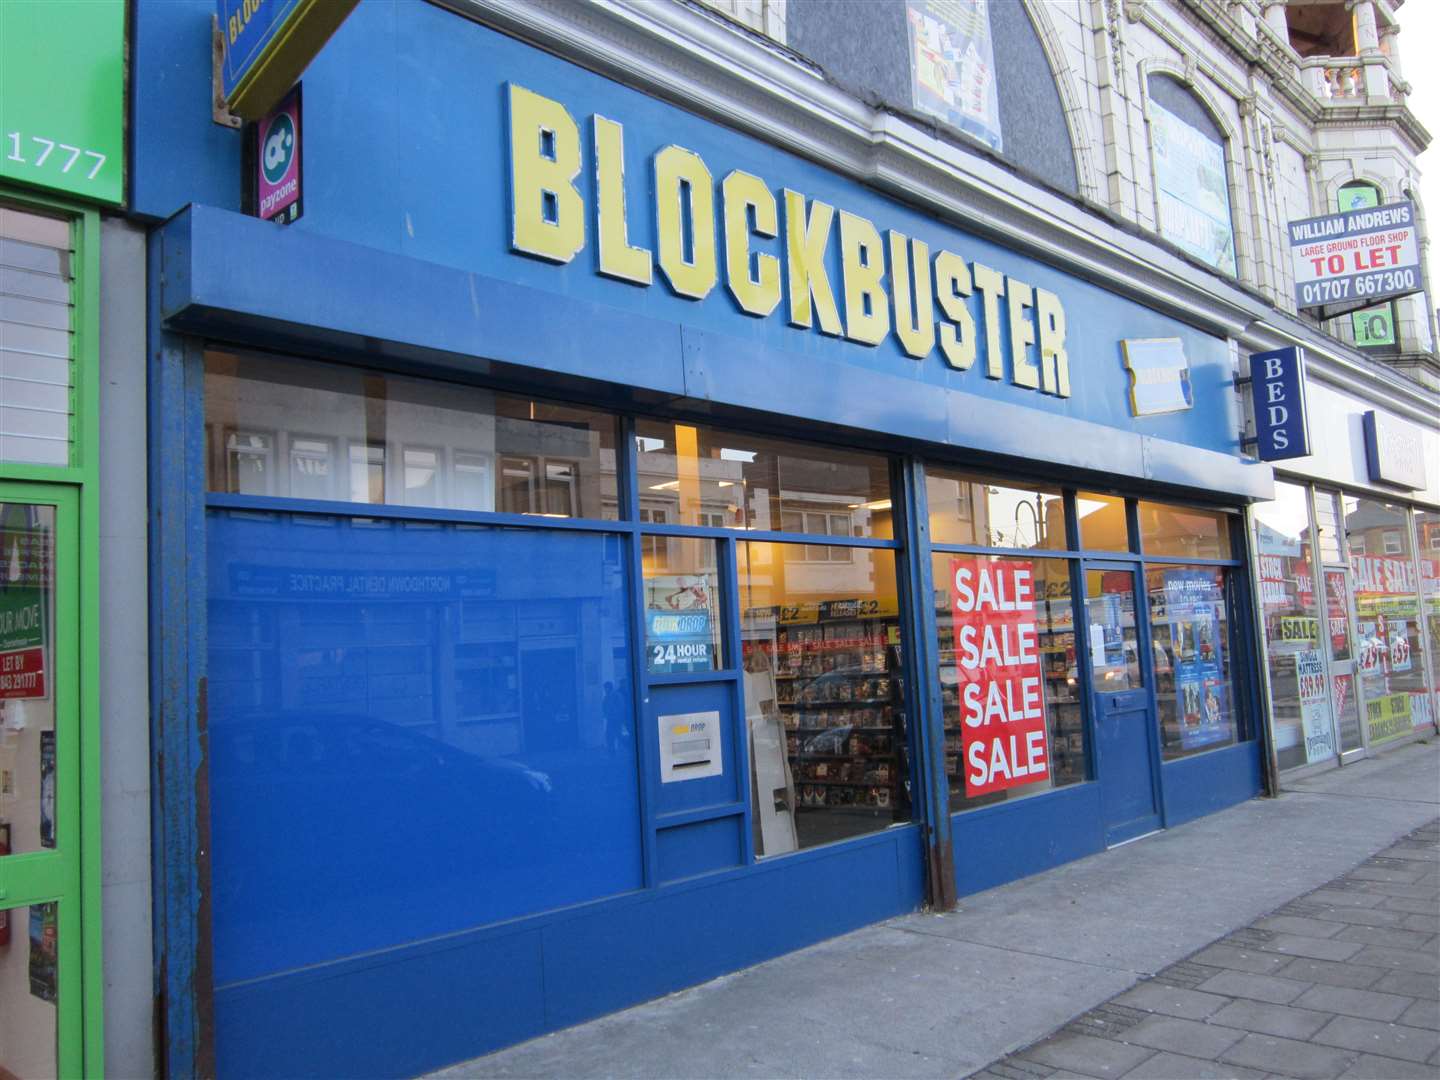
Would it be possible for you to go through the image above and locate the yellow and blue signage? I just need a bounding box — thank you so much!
[1248,346,1310,461]
[1121,338,1192,416]
[217,0,355,119]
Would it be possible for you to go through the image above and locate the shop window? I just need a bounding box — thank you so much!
[1076,492,1129,552]
[642,538,723,674]
[1312,490,1345,563]
[925,467,1066,550]
[738,543,910,855]
[1145,565,1239,760]
[635,419,892,538]
[205,513,642,984]
[1137,500,1232,560]
[0,205,73,466]
[1416,509,1440,727]
[934,553,1084,812]
[1345,496,1430,740]
[204,350,618,520]
[1252,481,1331,770]
[1145,74,1236,277]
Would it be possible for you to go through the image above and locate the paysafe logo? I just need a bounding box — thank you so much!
[1121,338,1193,416]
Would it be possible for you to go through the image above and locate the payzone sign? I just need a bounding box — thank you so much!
[951,558,1048,796]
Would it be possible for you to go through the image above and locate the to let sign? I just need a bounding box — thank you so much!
[951,558,1049,797]
[1289,201,1420,310]
[1248,346,1310,461]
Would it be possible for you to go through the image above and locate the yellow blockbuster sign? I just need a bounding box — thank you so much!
[506,84,1074,398]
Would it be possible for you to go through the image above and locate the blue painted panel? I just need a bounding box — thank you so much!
[134,2,1262,481]
[952,784,1105,896]
[656,816,744,883]
[1161,740,1261,827]
[205,510,644,985]
[215,928,546,1079]
[1095,694,1162,845]
[648,682,741,815]
[212,825,922,1077]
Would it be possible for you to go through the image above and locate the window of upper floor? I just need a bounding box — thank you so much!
[1145,74,1237,278]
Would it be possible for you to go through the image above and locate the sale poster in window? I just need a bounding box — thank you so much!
[1163,570,1228,750]
[1295,649,1333,763]
[950,557,1048,797]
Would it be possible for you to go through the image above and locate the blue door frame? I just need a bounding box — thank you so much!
[1083,561,1164,847]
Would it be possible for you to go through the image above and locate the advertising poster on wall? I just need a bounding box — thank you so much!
[905,0,1003,152]
[1295,649,1334,762]
[950,558,1048,797]
[0,505,49,702]
[1163,570,1228,750]
[644,574,715,674]
[1150,100,1237,275]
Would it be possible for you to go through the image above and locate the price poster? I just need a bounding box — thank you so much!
[951,557,1048,797]
[1295,649,1333,763]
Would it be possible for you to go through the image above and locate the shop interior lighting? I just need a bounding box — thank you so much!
[848,499,892,511]
[650,480,680,490]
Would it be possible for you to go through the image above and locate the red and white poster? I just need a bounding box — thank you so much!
[951,557,1048,797]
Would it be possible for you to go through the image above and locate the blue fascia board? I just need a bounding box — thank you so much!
[160,204,1275,500]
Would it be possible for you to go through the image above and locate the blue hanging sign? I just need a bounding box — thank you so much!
[217,0,356,119]
[1248,346,1310,461]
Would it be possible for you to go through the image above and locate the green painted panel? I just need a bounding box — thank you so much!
[0,1,125,205]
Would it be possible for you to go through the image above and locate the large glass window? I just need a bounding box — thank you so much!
[935,554,1083,811]
[205,350,619,519]
[1346,497,1430,740]
[1146,565,1238,760]
[1076,492,1128,552]
[205,513,641,984]
[1138,501,1232,560]
[1417,509,1440,728]
[634,420,893,539]
[925,467,1066,550]
[739,543,909,855]
[1252,481,1331,769]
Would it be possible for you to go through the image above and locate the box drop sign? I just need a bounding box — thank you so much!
[951,558,1048,797]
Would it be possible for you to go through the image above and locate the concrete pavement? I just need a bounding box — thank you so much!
[430,739,1439,1079]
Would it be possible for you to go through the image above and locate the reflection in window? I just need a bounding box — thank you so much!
[204,349,618,520]
[1345,496,1429,741]
[1252,480,1332,769]
[205,513,641,985]
[1137,500,1232,560]
[1312,490,1345,562]
[1146,74,1236,276]
[926,467,1066,550]
[739,543,909,856]
[934,554,1084,812]
[634,419,892,539]
[1077,492,1128,552]
[0,902,58,1078]
[1146,565,1238,760]
[1416,509,1440,728]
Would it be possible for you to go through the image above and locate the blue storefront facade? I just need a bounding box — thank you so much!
[133,2,1276,1075]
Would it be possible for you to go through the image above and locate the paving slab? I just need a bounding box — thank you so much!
[431,742,1438,1079]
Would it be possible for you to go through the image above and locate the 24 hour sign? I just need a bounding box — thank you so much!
[951,557,1049,797]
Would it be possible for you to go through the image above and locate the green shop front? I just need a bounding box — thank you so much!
[0,1,124,1076]
[134,2,1275,1075]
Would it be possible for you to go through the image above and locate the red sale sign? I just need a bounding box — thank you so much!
[951,557,1049,797]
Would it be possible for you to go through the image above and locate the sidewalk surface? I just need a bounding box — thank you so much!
[433,741,1440,1080]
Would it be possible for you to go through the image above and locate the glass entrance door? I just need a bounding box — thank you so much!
[1083,565,1162,846]
[1322,567,1365,757]
[0,488,80,1078]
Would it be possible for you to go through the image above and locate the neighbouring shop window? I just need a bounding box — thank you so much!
[1085,568,1142,692]
[1145,74,1237,276]
[0,504,56,853]
[739,543,909,855]
[0,902,58,1078]
[1138,500,1233,560]
[1146,565,1238,760]
[1252,481,1332,769]
[0,206,73,466]
[1346,496,1430,740]
[1416,509,1440,727]
[1076,492,1129,552]
[205,513,641,984]
[925,467,1066,550]
[1322,566,1364,754]
[204,350,619,519]
[1313,490,1346,563]
[642,538,722,674]
[934,554,1084,811]
[634,420,893,540]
